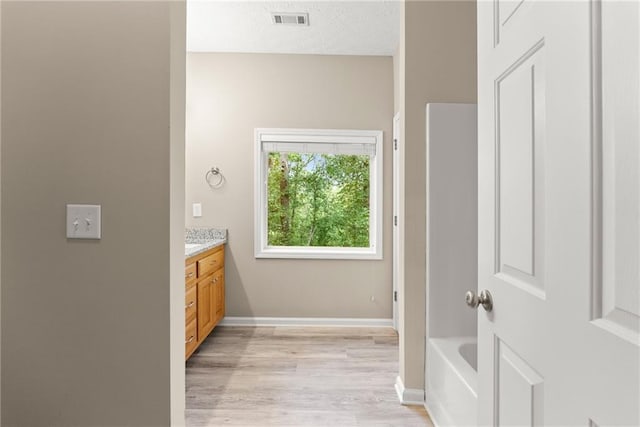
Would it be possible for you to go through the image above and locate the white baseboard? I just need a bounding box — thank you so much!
[219,316,393,328]
[395,376,425,406]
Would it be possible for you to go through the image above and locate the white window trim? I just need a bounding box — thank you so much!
[254,128,383,260]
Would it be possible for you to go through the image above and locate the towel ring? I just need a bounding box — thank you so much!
[205,167,225,189]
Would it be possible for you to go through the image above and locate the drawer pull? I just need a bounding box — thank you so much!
[186,301,195,309]
[186,272,194,278]
[186,336,195,344]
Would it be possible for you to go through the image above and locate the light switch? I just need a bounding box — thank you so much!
[193,203,202,218]
[66,204,101,239]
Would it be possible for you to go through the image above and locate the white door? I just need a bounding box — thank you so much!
[478,1,639,426]
[392,112,402,332]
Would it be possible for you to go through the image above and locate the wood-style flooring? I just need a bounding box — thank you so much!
[186,326,433,427]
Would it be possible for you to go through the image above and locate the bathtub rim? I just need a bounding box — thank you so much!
[428,336,478,396]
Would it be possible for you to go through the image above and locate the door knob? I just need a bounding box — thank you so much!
[465,290,493,312]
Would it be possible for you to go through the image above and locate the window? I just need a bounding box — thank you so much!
[255,128,383,259]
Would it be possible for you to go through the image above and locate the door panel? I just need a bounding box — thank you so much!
[499,57,535,276]
[497,0,525,28]
[496,339,544,427]
[495,0,534,48]
[496,45,545,295]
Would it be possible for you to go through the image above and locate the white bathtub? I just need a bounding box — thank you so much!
[425,337,478,427]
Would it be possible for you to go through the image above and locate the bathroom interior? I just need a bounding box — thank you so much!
[181,0,479,425]
[1,0,637,425]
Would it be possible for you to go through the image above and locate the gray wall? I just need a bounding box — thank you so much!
[1,2,185,425]
[426,104,477,340]
[397,0,477,391]
[186,53,394,319]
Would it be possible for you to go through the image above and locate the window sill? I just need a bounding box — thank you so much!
[255,246,382,260]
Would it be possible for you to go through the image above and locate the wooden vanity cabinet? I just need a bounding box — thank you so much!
[185,244,225,360]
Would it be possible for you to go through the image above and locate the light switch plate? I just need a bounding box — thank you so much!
[66,204,101,239]
[193,203,202,218]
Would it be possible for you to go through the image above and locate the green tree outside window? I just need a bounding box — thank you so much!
[266,152,370,248]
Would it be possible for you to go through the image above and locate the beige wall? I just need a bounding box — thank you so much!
[398,0,477,391]
[169,3,187,425]
[186,53,394,319]
[394,48,401,114]
[0,0,3,419]
[1,2,185,425]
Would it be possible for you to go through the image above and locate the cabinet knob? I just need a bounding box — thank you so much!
[186,336,195,344]
[185,301,195,309]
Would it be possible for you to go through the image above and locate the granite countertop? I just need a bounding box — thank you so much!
[185,227,227,258]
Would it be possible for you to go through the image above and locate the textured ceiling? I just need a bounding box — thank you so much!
[187,1,400,56]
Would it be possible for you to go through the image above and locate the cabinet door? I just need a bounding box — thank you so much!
[219,268,225,319]
[214,268,225,323]
[197,278,215,339]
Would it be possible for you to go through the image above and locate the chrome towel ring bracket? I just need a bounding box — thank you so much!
[205,167,225,189]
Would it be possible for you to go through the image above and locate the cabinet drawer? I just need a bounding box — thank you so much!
[185,318,198,359]
[197,249,224,277]
[185,263,197,285]
[185,285,197,323]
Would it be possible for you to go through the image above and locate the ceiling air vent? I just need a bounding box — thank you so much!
[272,13,309,26]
